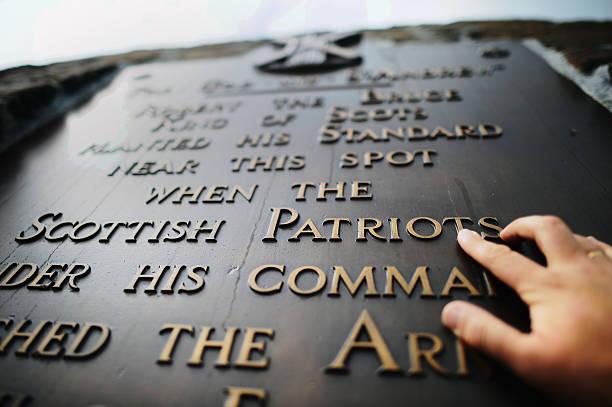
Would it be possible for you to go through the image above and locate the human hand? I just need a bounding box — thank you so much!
[441,215,612,406]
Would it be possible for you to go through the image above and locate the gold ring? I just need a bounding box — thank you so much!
[587,249,606,259]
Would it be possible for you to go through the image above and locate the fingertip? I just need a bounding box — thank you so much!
[441,301,465,331]
[457,228,479,245]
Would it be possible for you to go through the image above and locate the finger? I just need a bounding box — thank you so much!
[574,234,604,253]
[500,215,583,264]
[442,301,529,373]
[586,236,612,258]
[458,229,543,292]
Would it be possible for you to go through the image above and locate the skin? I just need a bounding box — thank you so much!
[441,215,612,406]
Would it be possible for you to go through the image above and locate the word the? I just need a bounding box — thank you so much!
[291,181,372,201]
[157,325,274,368]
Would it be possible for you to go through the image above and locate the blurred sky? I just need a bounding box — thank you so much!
[1,0,611,70]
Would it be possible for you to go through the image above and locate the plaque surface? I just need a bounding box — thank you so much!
[1,38,611,406]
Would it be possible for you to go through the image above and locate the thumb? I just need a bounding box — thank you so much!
[442,301,530,372]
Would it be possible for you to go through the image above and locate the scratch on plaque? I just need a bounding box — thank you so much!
[227,265,239,275]
[0,290,19,309]
[0,245,19,264]
[568,150,611,200]
[223,175,275,327]
[117,366,127,379]
[25,304,37,319]
[445,176,457,212]
[328,144,335,182]
[454,177,475,218]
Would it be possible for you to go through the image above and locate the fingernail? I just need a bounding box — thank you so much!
[442,303,463,331]
[457,228,479,243]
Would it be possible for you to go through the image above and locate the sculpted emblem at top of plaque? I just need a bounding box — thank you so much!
[256,32,363,73]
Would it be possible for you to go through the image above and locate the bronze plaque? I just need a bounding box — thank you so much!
[1,37,611,406]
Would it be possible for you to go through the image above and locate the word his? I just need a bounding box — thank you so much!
[124,264,208,294]
[263,207,501,242]
[0,319,110,359]
[146,184,257,205]
[0,263,90,291]
[108,160,199,176]
[237,133,290,148]
[157,325,274,368]
[15,213,225,244]
[248,265,494,298]
[231,156,305,172]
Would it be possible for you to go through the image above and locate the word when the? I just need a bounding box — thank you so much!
[15,213,225,244]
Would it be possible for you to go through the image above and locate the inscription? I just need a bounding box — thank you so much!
[236,133,290,148]
[339,150,437,168]
[273,96,324,110]
[0,263,90,291]
[0,319,110,359]
[79,137,210,156]
[108,160,199,177]
[262,208,502,242]
[319,124,503,143]
[157,325,274,369]
[15,213,225,244]
[146,184,258,205]
[248,265,490,298]
[326,309,471,376]
[231,156,305,172]
[124,264,208,294]
[326,106,427,123]
[291,181,372,201]
[361,88,462,104]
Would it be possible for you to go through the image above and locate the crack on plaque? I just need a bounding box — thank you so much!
[568,150,611,200]
[0,245,19,264]
[454,177,475,218]
[24,304,37,319]
[42,241,65,266]
[327,144,335,182]
[0,290,19,309]
[223,177,275,327]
